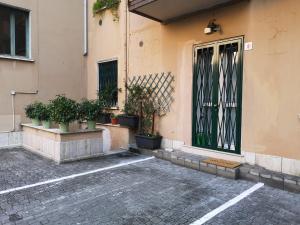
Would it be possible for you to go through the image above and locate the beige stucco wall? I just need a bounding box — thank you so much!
[86,0,127,108]
[0,0,86,131]
[86,0,300,160]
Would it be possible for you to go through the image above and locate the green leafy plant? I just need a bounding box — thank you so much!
[39,103,51,121]
[78,99,104,121]
[123,83,160,136]
[25,102,44,120]
[49,95,78,124]
[98,84,121,108]
[122,84,149,116]
[110,113,118,119]
[93,0,120,21]
[141,99,157,136]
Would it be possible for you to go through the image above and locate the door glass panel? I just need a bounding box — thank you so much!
[194,47,214,147]
[217,43,239,151]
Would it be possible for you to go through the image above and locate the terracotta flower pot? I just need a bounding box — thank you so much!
[111,118,118,125]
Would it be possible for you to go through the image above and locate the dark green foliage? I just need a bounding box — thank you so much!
[49,95,78,124]
[122,84,150,116]
[25,103,36,119]
[110,113,118,119]
[78,99,104,121]
[39,103,51,121]
[123,83,160,136]
[25,102,45,120]
[93,0,120,13]
[141,99,156,136]
[98,84,120,108]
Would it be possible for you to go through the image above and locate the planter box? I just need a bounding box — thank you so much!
[118,115,139,129]
[81,122,135,152]
[135,135,162,150]
[97,113,111,124]
[22,124,104,163]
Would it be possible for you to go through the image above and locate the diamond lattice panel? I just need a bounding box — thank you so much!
[128,72,175,116]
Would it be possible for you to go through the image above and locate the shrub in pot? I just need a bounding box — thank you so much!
[97,85,120,124]
[78,99,103,130]
[39,103,52,129]
[49,95,78,132]
[118,84,144,129]
[135,96,162,150]
[111,114,119,125]
[25,102,44,126]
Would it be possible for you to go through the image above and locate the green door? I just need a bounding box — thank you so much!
[192,38,243,154]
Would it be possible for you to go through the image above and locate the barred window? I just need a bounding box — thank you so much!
[98,60,118,107]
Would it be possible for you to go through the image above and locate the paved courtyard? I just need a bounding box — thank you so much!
[0,148,299,225]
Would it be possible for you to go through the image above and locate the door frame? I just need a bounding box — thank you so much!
[192,36,244,154]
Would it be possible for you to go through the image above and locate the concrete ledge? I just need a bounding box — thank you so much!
[22,124,104,163]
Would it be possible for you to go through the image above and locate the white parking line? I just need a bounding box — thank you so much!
[0,156,155,196]
[190,182,264,225]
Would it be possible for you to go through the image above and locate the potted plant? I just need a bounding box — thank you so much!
[25,102,44,126]
[111,113,118,125]
[135,94,162,150]
[49,95,78,132]
[78,99,103,130]
[118,84,143,129]
[39,103,52,129]
[97,85,119,124]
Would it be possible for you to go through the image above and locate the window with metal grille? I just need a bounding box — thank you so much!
[98,60,118,107]
[0,4,30,58]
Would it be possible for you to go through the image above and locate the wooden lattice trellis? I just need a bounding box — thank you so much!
[127,72,175,116]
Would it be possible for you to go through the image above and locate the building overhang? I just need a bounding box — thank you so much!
[129,0,241,23]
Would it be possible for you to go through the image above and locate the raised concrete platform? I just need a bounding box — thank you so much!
[22,124,104,163]
[81,122,135,152]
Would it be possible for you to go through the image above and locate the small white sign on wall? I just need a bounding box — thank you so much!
[244,42,253,51]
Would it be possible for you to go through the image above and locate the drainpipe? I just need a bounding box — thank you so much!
[0,0,40,134]
[5,90,38,133]
[124,0,129,102]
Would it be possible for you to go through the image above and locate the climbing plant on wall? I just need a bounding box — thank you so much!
[93,0,120,21]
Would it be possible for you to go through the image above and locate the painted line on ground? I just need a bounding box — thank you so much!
[0,156,155,195]
[190,182,264,225]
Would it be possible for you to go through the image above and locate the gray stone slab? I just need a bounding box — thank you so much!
[200,163,217,175]
[184,159,200,170]
[217,167,239,180]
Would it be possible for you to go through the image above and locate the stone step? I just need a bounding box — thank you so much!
[130,146,300,193]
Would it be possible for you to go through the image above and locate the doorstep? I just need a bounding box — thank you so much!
[130,146,300,193]
[130,146,239,180]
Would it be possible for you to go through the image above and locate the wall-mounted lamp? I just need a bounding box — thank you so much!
[204,19,221,34]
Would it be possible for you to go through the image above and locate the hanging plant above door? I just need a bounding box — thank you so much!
[93,0,120,21]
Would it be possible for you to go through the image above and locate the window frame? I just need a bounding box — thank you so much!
[0,3,32,61]
[97,58,119,108]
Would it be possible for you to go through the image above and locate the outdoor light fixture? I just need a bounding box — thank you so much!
[204,19,221,34]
